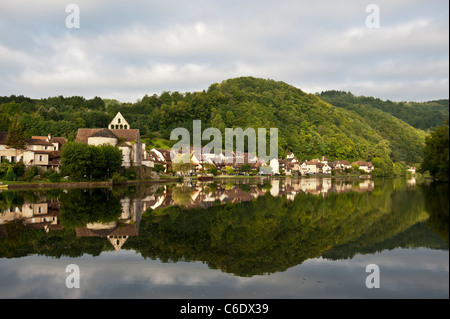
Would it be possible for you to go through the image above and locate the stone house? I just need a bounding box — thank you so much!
[0,132,66,171]
[75,113,145,167]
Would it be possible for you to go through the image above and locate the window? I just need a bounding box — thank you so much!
[39,155,43,162]
[118,118,121,124]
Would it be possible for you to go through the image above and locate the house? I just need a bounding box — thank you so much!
[303,159,320,175]
[141,149,155,168]
[149,148,172,171]
[269,158,280,175]
[331,160,352,170]
[351,161,374,173]
[75,113,144,167]
[0,131,67,171]
[321,162,333,174]
[320,156,329,163]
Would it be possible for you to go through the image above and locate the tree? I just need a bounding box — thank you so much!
[60,142,92,181]
[99,144,122,175]
[6,115,26,162]
[419,119,449,182]
[172,154,194,175]
[61,142,123,180]
[240,163,252,173]
[5,165,16,181]
[153,163,165,174]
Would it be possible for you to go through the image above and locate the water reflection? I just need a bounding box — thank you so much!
[143,177,375,210]
[0,178,448,278]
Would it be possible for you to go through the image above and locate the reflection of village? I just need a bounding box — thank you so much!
[144,177,376,210]
[0,177,379,250]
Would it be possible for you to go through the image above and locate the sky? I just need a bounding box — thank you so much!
[0,248,448,298]
[0,0,448,102]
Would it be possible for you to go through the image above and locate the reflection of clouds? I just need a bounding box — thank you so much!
[0,248,448,298]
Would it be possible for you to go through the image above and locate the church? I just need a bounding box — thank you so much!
[75,112,148,167]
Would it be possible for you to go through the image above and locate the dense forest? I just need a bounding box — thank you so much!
[1,77,448,171]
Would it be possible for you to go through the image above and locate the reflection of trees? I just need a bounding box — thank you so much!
[171,185,193,206]
[132,180,437,277]
[59,189,122,230]
[1,180,448,274]
[422,182,449,245]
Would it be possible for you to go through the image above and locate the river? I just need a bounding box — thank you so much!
[0,177,448,299]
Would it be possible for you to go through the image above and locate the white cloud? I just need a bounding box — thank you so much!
[0,0,448,101]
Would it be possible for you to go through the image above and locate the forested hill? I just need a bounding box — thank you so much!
[317,90,449,132]
[1,77,446,169]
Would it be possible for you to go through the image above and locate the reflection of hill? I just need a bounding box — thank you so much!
[130,180,442,277]
[1,179,447,277]
[322,222,448,260]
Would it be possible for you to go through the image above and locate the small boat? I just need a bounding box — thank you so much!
[0,185,8,189]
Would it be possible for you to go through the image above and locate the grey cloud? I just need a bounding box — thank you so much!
[0,0,448,101]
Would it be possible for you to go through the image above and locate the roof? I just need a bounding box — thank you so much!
[26,138,54,146]
[76,128,140,143]
[49,137,67,146]
[351,161,374,167]
[153,148,172,161]
[89,128,118,139]
[305,159,320,165]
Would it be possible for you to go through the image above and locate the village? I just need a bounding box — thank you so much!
[0,112,382,180]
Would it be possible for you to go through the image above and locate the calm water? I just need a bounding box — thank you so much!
[0,177,448,299]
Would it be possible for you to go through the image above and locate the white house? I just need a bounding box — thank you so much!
[269,158,280,175]
[76,113,143,167]
[351,161,374,173]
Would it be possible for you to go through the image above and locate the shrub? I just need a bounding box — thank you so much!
[5,165,16,181]
[24,166,40,182]
[127,170,137,180]
[48,172,62,182]
[112,172,127,185]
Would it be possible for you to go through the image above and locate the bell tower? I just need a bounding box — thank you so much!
[109,112,130,130]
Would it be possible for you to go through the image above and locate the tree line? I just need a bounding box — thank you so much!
[1,76,448,178]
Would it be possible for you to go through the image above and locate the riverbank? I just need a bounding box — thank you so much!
[1,173,418,190]
[1,178,178,190]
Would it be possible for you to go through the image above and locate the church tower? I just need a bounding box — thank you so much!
[109,112,130,130]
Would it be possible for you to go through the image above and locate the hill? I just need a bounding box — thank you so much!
[317,91,449,131]
[1,76,445,172]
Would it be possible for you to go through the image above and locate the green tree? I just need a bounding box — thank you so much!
[6,115,26,151]
[5,165,16,181]
[61,142,123,180]
[99,144,123,176]
[172,154,194,175]
[419,119,449,182]
[240,163,252,173]
[60,142,92,181]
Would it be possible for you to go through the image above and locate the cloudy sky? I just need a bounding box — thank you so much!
[0,0,448,102]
